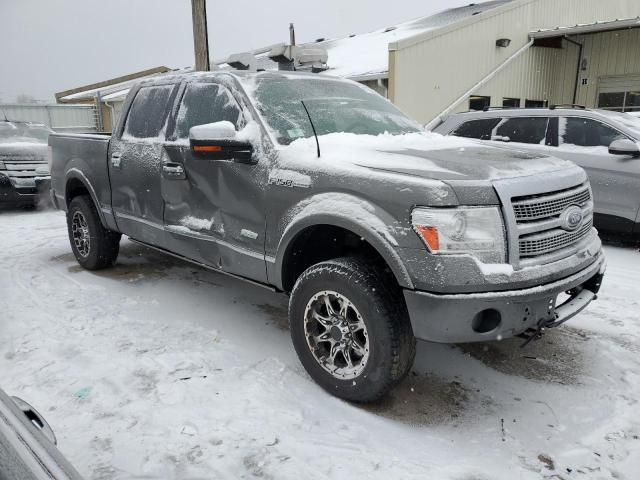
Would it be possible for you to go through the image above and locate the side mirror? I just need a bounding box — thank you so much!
[609,138,640,157]
[189,121,254,164]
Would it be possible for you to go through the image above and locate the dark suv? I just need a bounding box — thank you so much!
[433,107,640,236]
[0,121,53,207]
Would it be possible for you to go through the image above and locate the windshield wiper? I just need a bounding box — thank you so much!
[300,100,320,158]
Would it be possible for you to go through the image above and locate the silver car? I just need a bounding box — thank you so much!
[433,107,640,236]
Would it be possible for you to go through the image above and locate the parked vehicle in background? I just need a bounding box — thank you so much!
[0,387,83,480]
[0,121,53,207]
[432,107,640,236]
[49,71,605,402]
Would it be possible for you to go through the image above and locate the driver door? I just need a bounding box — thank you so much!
[161,80,268,282]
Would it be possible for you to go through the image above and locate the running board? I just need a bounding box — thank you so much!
[127,237,277,292]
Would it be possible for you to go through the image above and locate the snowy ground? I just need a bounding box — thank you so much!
[1,208,639,480]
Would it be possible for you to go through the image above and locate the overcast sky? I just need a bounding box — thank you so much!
[0,0,469,102]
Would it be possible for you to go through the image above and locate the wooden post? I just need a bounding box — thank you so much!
[191,0,210,71]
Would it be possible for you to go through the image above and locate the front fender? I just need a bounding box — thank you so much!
[272,193,415,290]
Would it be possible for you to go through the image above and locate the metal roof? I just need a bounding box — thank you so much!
[529,16,640,39]
[217,1,512,81]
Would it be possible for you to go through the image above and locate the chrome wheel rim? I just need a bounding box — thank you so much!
[303,290,370,380]
[71,211,90,258]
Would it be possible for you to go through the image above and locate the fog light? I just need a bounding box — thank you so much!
[472,309,502,334]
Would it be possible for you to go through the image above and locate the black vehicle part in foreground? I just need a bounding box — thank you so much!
[0,387,83,480]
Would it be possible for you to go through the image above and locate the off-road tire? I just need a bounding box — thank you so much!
[289,257,416,402]
[67,195,120,270]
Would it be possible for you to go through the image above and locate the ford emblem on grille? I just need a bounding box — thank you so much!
[560,205,584,231]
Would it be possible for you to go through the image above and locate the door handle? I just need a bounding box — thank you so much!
[111,153,122,168]
[163,163,185,179]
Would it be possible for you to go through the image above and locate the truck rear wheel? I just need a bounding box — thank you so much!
[289,257,416,402]
[67,195,120,270]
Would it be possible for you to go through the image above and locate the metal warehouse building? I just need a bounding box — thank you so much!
[387,0,640,125]
[55,0,640,131]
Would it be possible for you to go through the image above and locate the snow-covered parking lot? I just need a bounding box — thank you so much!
[1,208,639,479]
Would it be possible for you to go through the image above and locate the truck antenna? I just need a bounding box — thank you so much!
[300,100,320,158]
[1,109,7,121]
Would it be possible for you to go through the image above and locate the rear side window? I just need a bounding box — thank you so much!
[451,118,501,140]
[175,83,242,139]
[123,85,174,140]
[495,117,549,144]
[560,117,626,147]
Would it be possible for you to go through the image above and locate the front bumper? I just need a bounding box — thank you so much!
[404,253,605,343]
[0,174,50,206]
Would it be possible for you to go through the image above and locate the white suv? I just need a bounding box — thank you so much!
[432,106,640,236]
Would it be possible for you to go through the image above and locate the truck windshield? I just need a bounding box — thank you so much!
[247,76,422,145]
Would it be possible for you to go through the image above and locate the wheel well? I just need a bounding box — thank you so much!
[65,178,90,206]
[281,225,398,293]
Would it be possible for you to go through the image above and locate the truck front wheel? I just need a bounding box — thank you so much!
[289,257,416,402]
[66,195,121,270]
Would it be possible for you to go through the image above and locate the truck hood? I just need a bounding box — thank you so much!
[284,132,575,182]
[0,142,48,161]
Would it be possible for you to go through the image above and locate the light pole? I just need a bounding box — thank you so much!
[191,0,210,71]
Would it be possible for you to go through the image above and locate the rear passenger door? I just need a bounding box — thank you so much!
[109,83,178,245]
[550,116,640,231]
[161,80,268,282]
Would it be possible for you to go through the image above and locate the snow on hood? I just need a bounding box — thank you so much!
[0,142,48,160]
[283,131,575,182]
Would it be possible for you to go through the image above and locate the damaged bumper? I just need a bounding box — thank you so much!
[404,253,606,343]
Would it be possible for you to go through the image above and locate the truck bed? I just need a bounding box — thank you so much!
[49,133,112,216]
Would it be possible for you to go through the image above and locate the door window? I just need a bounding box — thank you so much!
[494,117,549,144]
[123,85,175,140]
[451,118,501,140]
[560,117,626,147]
[175,83,242,139]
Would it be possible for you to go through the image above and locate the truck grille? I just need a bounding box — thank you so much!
[510,182,594,263]
[519,219,593,257]
[1,160,49,189]
[512,184,591,221]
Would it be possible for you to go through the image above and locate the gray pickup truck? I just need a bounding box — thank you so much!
[50,71,605,402]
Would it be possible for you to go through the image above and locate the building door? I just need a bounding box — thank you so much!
[597,75,640,113]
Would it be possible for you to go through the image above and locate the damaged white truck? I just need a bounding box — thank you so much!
[49,71,605,402]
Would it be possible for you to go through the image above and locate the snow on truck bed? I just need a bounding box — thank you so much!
[1,209,639,479]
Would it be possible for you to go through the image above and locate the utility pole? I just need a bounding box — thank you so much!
[191,0,210,71]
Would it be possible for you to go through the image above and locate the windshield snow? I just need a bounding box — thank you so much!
[0,122,53,144]
[245,76,422,145]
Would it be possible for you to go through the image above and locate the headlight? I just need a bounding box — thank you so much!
[412,206,506,264]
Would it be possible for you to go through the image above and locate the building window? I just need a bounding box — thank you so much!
[469,96,491,111]
[525,99,547,108]
[598,91,640,112]
[503,98,520,108]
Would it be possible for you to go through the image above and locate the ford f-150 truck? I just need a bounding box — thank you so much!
[49,71,605,402]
